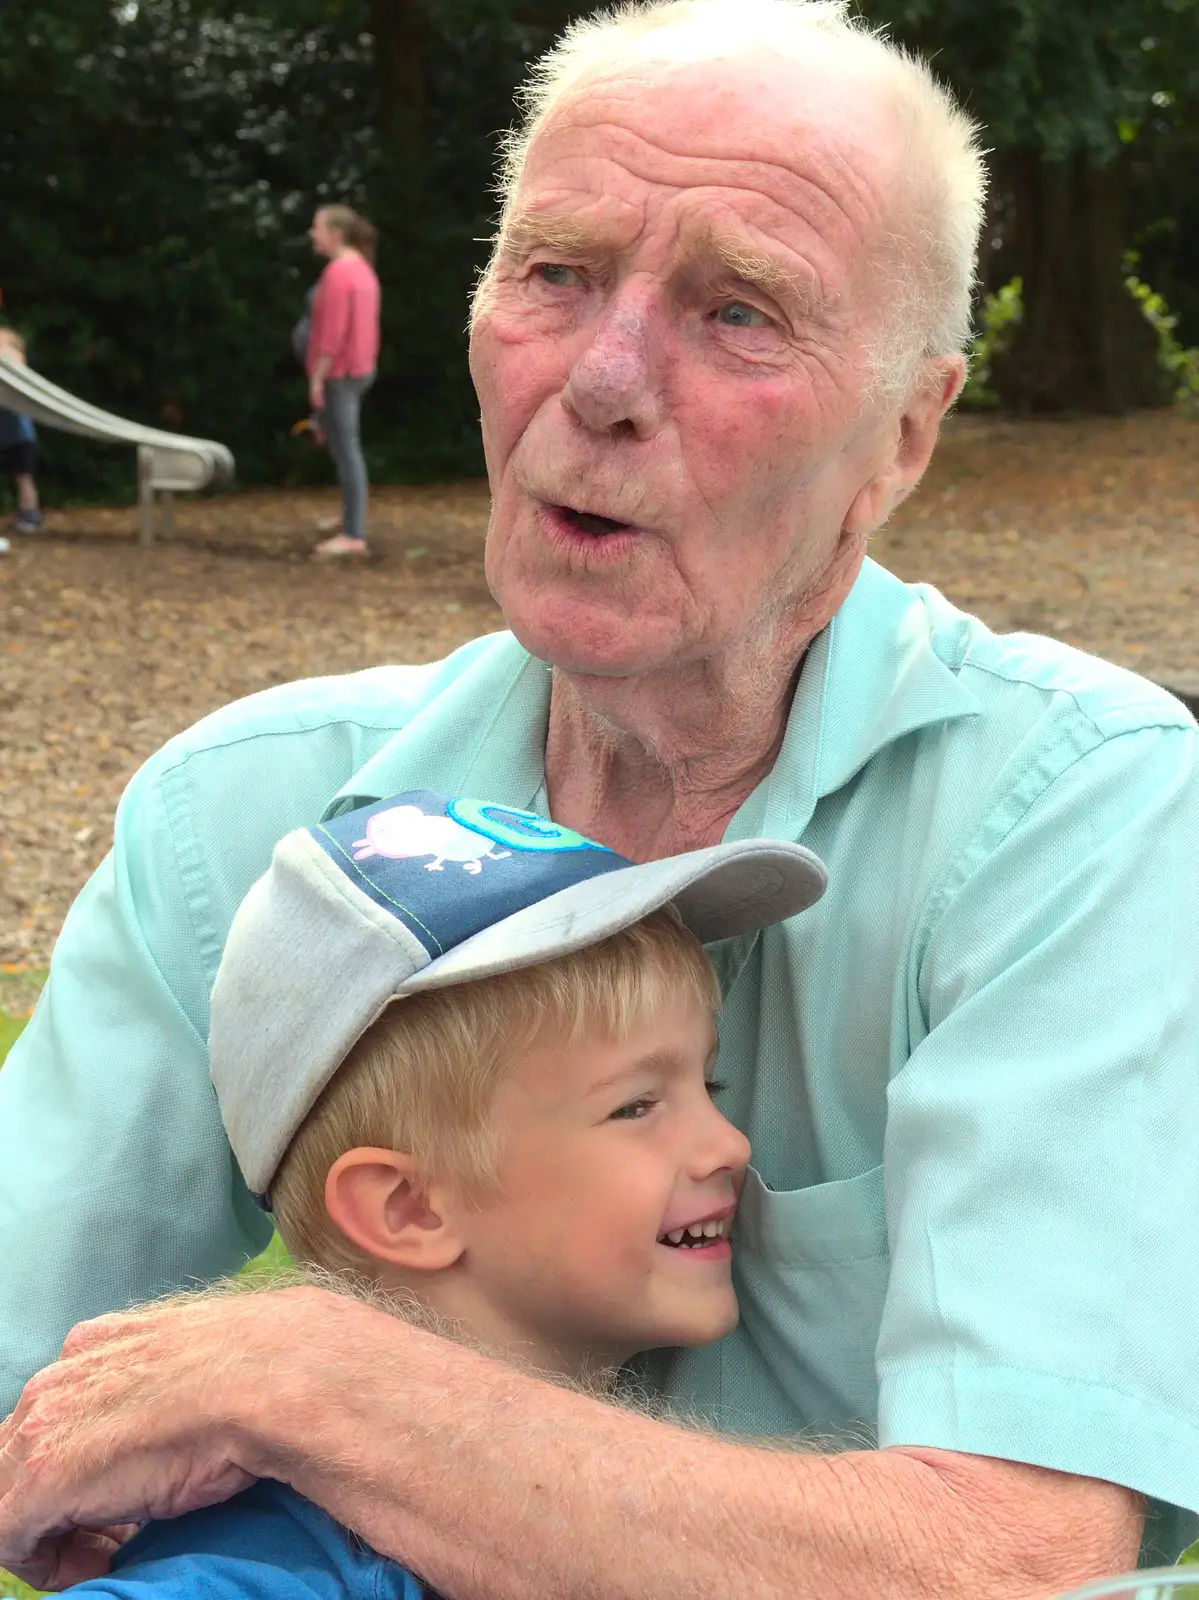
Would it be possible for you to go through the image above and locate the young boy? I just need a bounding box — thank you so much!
[0,328,43,535]
[63,789,826,1600]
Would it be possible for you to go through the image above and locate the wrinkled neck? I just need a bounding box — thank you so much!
[544,647,802,861]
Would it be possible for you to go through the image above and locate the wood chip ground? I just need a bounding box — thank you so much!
[3,411,1197,975]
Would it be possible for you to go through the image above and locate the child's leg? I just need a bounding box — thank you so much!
[14,472,38,514]
[10,441,42,529]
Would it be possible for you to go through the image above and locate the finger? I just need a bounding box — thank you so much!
[59,1312,146,1358]
[0,1438,147,1572]
[49,1529,131,1591]
[0,1438,18,1501]
[9,1526,130,1592]
[0,1390,148,1563]
[3,1350,128,1444]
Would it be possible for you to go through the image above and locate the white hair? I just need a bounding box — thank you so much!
[487,0,988,403]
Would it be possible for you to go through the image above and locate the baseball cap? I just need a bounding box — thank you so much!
[209,790,827,1197]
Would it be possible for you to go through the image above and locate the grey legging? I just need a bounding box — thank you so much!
[323,373,374,543]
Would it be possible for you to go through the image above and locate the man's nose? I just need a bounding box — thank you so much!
[561,294,664,439]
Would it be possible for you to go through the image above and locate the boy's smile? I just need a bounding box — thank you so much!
[444,990,750,1381]
[657,1204,734,1254]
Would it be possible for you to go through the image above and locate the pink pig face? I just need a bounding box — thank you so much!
[351,805,509,874]
[352,805,430,861]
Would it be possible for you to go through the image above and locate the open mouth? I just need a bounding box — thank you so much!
[558,505,632,537]
[658,1217,731,1249]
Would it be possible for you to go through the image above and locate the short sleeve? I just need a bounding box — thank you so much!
[60,1482,428,1600]
[64,1554,321,1600]
[877,723,1199,1553]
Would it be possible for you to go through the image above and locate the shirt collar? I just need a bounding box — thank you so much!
[725,557,982,845]
[324,559,980,841]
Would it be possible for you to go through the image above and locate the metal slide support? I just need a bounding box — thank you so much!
[159,490,175,539]
[137,446,155,547]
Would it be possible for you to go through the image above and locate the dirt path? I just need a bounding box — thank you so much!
[3,412,1197,968]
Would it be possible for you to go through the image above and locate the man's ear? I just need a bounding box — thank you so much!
[843,354,965,539]
[324,1148,467,1272]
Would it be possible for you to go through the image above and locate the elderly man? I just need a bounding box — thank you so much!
[1,1,1197,1595]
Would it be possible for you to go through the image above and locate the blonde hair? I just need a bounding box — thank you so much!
[481,0,987,402]
[270,909,720,1275]
[319,205,379,266]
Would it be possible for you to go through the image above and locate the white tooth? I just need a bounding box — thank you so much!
[702,1220,721,1237]
[667,1229,685,1245]
[686,1223,705,1239]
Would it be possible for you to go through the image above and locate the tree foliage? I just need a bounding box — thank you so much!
[862,0,1199,162]
[860,0,1199,410]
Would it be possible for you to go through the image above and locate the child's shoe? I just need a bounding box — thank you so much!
[10,510,43,534]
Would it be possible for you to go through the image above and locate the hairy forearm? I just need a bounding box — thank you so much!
[249,1304,1141,1600]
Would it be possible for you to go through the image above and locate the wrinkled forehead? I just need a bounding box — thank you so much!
[512,50,902,273]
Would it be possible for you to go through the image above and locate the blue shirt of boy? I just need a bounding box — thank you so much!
[64,1481,432,1600]
[1,557,1197,1567]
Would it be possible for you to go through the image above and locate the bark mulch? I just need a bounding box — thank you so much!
[3,411,1198,980]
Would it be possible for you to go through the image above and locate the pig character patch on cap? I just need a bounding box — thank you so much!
[353,804,512,876]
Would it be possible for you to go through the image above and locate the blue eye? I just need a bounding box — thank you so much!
[537,263,578,286]
[610,1097,656,1121]
[717,301,767,328]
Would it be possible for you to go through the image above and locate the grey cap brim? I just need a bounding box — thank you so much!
[394,838,826,996]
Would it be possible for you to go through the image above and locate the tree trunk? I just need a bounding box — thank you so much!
[991,149,1169,413]
[369,0,424,213]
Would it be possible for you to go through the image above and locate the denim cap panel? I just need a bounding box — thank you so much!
[311,790,630,957]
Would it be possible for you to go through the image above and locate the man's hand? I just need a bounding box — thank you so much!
[0,1289,337,1588]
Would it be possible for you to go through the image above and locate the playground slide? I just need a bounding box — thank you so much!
[0,355,234,544]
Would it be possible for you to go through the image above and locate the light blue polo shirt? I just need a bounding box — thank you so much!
[2,559,1198,1565]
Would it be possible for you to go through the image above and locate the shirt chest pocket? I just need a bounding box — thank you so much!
[730,1163,890,1431]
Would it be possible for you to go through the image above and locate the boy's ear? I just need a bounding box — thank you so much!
[324,1148,466,1272]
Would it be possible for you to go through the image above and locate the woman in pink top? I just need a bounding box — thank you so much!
[306,205,381,557]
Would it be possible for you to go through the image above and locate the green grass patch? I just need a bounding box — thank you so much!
[0,1559,41,1600]
[0,967,45,1068]
[241,1228,294,1279]
[0,1012,28,1064]
[0,1572,40,1600]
